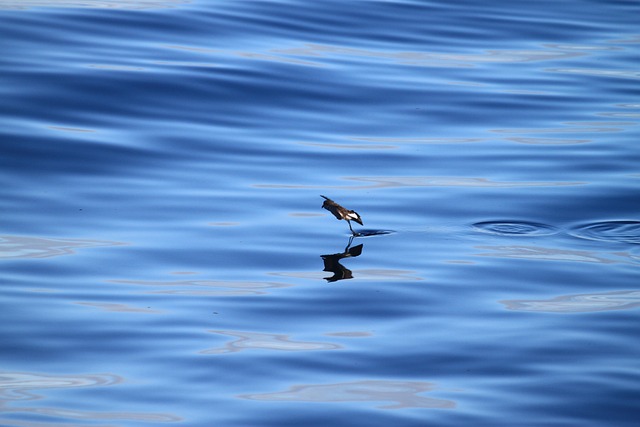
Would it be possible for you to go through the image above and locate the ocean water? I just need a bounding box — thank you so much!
[1,0,639,426]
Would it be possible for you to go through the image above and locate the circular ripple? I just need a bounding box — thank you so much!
[569,220,640,244]
[472,221,558,237]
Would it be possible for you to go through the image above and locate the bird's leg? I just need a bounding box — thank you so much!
[347,220,357,236]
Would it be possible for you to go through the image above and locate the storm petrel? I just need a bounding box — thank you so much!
[321,195,363,235]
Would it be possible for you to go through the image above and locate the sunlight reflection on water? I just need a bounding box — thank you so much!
[2,1,639,425]
[501,290,640,313]
[273,43,585,67]
[255,176,586,190]
[0,235,124,260]
[239,380,456,410]
[0,0,188,10]
[201,330,341,354]
[475,245,637,265]
[111,279,292,296]
[0,371,180,423]
[75,301,163,314]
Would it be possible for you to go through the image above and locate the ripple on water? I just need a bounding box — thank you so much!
[356,229,395,237]
[472,221,559,237]
[569,220,640,245]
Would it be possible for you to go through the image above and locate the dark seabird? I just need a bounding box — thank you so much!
[321,195,363,235]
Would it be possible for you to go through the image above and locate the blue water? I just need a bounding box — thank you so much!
[1,1,639,425]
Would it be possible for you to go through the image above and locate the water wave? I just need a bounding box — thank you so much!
[569,220,640,244]
[472,221,559,237]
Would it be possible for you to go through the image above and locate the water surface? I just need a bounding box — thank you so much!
[1,1,639,426]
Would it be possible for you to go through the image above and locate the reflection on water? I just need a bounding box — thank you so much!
[87,64,146,71]
[0,0,187,9]
[164,42,587,70]
[0,371,180,424]
[201,331,340,354]
[352,137,486,145]
[257,177,585,190]
[321,236,363,282]
[300,141,398,151]
[47,126,97,134]
[239,380,456,409]
[273,43,584,67]
[0,371,121,398]
[492,125,625,134]
[2,0,639,424]
[475,245,636,265]
[504,137,590,145]
[271,269,422,281]
[164,44,324,67]
[302,137,486,151]
[599,111,640,119]
[344,177,585,188]
[501,290,640,313]
[0,235,123,260]
[75,302,163,314]
[548,68,640,80]
[303,133,622,149]
[112,279,291,296]
[324,331,372,338]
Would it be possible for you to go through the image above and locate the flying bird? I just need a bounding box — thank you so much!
[321,195,363,235]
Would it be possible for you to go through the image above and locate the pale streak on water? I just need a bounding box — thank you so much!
[1,0,639,426]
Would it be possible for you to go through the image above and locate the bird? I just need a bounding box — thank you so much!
[321,195,363,235]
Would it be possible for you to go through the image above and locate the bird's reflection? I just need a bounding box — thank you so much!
[321,236,364,282]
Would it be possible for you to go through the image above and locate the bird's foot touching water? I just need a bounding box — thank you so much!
[321,195,393,237]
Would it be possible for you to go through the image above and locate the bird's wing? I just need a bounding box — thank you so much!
[346,211,363,225]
